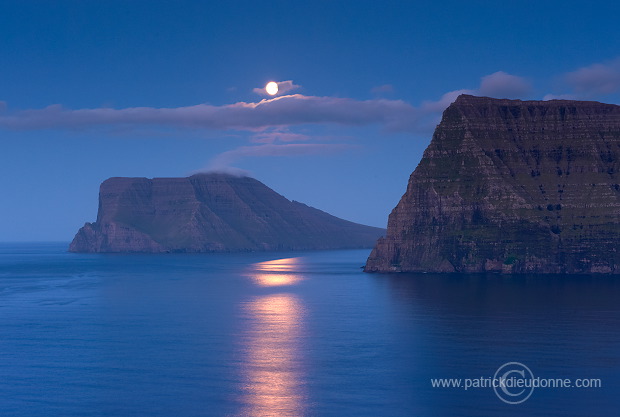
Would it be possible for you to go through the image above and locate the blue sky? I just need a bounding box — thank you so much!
[2,0,620,241]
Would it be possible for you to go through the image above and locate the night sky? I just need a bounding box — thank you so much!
[2,0,620,241]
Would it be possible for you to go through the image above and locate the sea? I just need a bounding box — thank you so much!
[0,242,618,416]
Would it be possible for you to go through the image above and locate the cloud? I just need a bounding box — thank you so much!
[0,94,419,133]
[542,93,578,101]
[404,89,473,132]
[421,72,530,113]
[253,80,301,96]
[197,166,252,177]
[405,71,531,131]
[543,57,620,100]
[201,70,534,171]
[371,84,394,95]
[564,58,620,96]
[477,71,532,98]
[250,128,310,143]
[206,143,354,170]
[0,70,535,138]
[421,89,474,113]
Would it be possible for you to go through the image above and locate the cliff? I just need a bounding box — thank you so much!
[70,173,385,253]
[365,95,620,274]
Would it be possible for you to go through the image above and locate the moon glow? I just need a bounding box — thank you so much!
[266,81,279,95]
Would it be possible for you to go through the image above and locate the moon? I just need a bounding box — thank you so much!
[265,81,278,96]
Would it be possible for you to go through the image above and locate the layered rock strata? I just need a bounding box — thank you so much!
[365,95,620,273]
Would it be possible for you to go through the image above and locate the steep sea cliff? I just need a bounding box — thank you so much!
[366,95,620,273]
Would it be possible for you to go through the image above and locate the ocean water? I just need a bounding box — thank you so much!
[0,243,619,416]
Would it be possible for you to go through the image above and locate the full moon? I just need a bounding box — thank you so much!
[265,81,278,95]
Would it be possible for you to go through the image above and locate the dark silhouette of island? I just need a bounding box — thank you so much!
[70,173,385,253]
[366,94,620,274]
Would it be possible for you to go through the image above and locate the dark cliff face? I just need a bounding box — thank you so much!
[70,173,385,253]
[365,94,620,274]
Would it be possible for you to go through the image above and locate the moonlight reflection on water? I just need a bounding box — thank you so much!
[239,257,307,416]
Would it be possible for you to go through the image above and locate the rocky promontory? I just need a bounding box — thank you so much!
[70,173,385,253]
[365,95,620,274]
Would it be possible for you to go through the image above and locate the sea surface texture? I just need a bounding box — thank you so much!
[1,243,619,416]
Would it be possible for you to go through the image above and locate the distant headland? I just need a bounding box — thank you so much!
[365,94,620,274]
[70,173,385,253]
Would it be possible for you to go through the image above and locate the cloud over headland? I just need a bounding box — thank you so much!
[206,143,355,171]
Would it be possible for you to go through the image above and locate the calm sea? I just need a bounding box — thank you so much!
[0,243,619,416]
